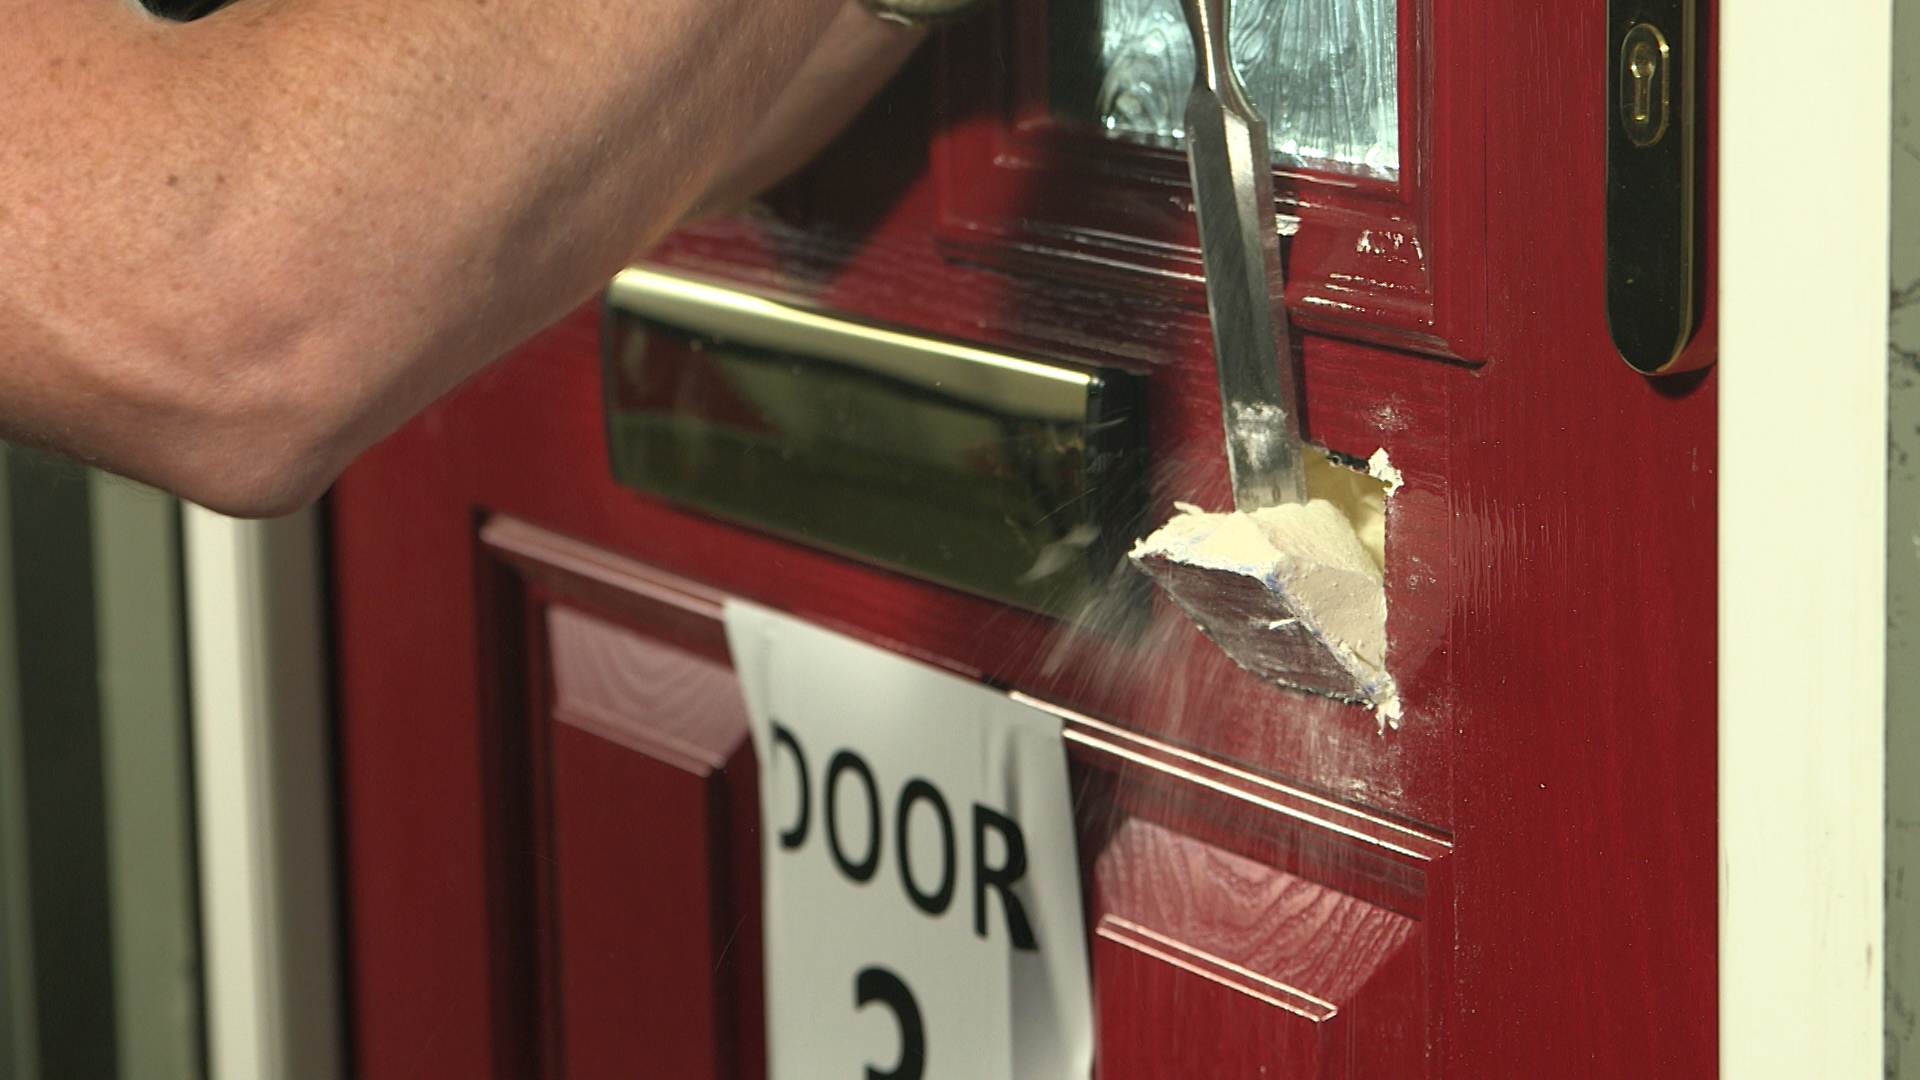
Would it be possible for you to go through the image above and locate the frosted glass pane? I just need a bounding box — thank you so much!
[1089,0,1399,176]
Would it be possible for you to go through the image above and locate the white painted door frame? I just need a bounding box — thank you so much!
[1720,0,1892,1074]
[185,507,343,1080]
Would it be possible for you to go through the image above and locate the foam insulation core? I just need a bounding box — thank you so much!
[1131,449,1400,723]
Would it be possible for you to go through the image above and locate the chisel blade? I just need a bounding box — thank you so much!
[1179,0,1305,511]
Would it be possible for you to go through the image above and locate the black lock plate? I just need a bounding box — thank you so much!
[1606,0,1700,374]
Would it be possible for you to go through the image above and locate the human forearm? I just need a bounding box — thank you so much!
[0,0,846,513]
[687,0,926,220]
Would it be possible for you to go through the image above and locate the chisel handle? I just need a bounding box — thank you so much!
[1180,0,1307,510]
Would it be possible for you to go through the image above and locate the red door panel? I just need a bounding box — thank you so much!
[331,0,1717,1073]
[1091,818,1423,1079]
[378,515,1446,1078]
[542,605,757,1079]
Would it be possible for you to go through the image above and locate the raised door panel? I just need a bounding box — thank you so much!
[436,523,767,1080]
[541,605,756,1079]
[1091,821,1424,1079]
[545,722,728,1078]
[475,519,1440,1078]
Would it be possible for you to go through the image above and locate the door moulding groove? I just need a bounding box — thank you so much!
[1095,914,1338,1022]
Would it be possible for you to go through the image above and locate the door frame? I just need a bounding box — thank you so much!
[1719,0,1891,1073]
[185,507,344,1080]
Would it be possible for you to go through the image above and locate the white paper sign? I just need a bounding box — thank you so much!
[726,602,1092,1080]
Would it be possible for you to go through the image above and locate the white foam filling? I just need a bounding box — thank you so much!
[1134,448,1399,720]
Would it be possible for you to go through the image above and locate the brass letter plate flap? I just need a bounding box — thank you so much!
[602,269,1149,623]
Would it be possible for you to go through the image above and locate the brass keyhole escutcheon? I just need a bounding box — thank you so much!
[1619,22,1671,147]
[1629,40,1657,122]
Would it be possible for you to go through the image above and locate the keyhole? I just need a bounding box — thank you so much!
[1629,40,1657,123]
[1618,22,1670,147]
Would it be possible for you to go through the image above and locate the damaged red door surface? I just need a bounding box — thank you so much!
[331,0,1716,1073]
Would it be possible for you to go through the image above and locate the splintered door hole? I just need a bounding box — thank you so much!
[1303,446,1397,573]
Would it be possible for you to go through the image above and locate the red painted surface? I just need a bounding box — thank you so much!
[546,723,725,1078]
[331,0,1717,1073]
[931,0,1486,360]
[1091,819,1424,1078]
[542,607,755,1079]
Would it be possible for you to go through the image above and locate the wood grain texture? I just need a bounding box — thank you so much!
[645,47,1464,825]
[547,605,749,774]
[484,515,731,665]
[1037,691,1443,920]
[1439,0,1717,1073]
[643,232,1458,827]
[1095,818,1416,1008]
[1096,916,1338,1021]
[531,598,763,1080]
[1091,819,1425,1078]
[924,0,1486,361]
[1092,925,1332,1077]
[331,0,1717,1071]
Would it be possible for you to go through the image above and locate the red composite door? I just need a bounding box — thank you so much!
[330,0,1717,1075]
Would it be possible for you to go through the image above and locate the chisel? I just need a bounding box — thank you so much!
[1178,0,1306,511]
[1132,0,1398,718]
